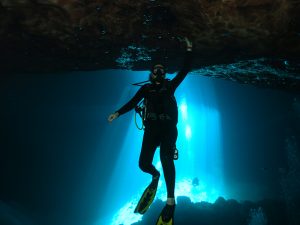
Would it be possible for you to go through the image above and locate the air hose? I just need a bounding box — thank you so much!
[134,100,145,130]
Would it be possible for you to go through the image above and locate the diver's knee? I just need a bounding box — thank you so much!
[139,160,148,172]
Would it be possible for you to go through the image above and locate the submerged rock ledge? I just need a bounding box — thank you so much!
[132,196,294,225]
[0,0,299,90]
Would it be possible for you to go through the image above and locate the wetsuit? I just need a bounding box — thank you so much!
[116,51,192,198]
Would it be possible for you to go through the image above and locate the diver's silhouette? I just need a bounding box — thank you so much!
[108,37,193,225]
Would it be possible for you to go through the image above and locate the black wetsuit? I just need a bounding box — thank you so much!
[116,51,192,198]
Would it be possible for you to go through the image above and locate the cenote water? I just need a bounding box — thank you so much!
[1,70,299,225]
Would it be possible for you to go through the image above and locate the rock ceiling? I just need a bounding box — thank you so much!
[0,0,299,90]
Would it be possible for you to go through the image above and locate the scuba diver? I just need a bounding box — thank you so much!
[108,37,193,225]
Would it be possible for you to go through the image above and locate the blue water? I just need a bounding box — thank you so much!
[0,70,297,225]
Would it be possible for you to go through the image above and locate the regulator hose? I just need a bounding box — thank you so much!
[134,101,145,130]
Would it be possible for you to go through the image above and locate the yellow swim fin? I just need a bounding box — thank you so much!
[156,215,173,225]
[134,178,159,214]
[155,204,175,225]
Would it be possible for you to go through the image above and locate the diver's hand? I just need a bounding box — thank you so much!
[108,112,119,123]
[184,37,193,51]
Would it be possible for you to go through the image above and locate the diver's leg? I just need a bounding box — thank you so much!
[158,125,177,223]
[160,125,178,199]
[139,126,160,178]
[135,126,160,214]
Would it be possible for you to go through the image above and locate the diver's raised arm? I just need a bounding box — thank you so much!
[171,37,193,90]
[107,86,145,123]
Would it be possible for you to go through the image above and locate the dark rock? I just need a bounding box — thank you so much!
[132,197,291,225]
[0,0,299,91]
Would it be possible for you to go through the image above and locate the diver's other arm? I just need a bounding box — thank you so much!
[107,86,145,123]
[171,37,193,90]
